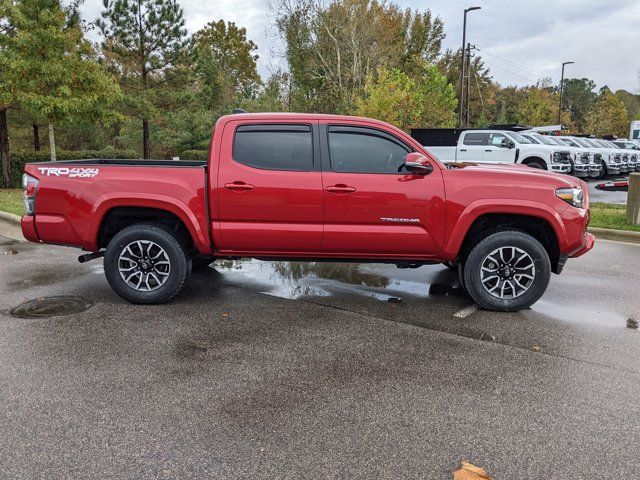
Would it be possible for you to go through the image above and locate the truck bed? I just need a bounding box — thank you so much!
[29,158,207,167]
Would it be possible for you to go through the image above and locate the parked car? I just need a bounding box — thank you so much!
[609,140,640,172]
[556,136,604,178]
[589,139,627,175]
[520,133,592,178]
[21,113,594,312]
[411,128,572,173]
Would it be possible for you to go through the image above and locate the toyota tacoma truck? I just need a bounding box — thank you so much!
[411,128,572,173]
[20,113,594,311]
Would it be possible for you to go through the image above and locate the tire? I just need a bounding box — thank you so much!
[463,230,551,312]
[525,159,546,170]
[104,223,190,304]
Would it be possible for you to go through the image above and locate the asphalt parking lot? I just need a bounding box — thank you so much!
[1,234,639,479]
[586,175,629,204]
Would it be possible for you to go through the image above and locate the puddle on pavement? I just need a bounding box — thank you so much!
[532,299,629,328]
[210,259,464,303]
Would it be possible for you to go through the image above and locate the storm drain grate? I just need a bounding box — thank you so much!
[11,296,93,319]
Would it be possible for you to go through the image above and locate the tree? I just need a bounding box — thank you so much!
[193,20,260,106]
[614,89,640,122]
[437,48,495,127]
[517,87,556,126]
[6,0,121,161]
[0,0,16,186]
[98,0,188,158]
[355,64,456,131]
[587,91,629,137]
[560,78,596,132]
[273,0,444,113]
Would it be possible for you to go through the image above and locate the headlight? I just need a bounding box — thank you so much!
[556,187,584,208]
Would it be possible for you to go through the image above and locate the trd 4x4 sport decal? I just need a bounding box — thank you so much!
[37,167,99,178]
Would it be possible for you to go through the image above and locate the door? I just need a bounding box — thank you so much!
[215,122,323,253]
[483,132,516,163]
[457,132,488,162]
[321,124,446,257]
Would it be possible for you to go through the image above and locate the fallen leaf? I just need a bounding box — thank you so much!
[531,344,543,352]
[454,462,493,480]
[222,312,230,318]
[627,318,638,329]
[3,249,18,255]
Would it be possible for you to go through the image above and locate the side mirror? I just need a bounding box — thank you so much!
[403,152,434,175]
[500,138,515,149]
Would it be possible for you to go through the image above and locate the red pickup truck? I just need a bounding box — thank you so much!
[20,113,594,311]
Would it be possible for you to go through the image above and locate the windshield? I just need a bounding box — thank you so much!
[603,140,620,148]
[559,138,578,147]
[585,139,601,148]
[594,139,611,148]
[532,134,556,146]
[520,134,539,144]
[571,138,590,148]
[505,131,533,144]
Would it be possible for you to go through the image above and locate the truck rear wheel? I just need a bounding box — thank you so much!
[463,231,550,312]
[104,223,190,304]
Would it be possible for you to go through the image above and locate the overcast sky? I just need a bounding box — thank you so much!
[80,0,640,92]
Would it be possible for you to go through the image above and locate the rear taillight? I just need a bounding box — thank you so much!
[22,173,39,215]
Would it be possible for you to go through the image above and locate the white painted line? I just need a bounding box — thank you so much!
[453,304,479,319]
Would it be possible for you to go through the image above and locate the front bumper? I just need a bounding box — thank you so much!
[572,232,595,258]
[551,163,572,173]
[606,164,621,175]
[572,163,590,177]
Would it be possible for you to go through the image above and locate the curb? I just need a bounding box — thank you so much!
[0,211,21,226]
[588,227,640,244]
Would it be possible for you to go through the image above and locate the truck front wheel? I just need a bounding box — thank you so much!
[463,231,551,312]
[104,223,190,304]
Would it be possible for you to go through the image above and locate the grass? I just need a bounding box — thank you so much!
[589,202,640,232]
[0,189,23,216]
[1,188,639,232]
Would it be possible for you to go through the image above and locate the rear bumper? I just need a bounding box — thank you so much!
[21,215,39,243]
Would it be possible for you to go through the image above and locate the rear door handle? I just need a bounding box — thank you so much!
[460,149,467,152]
[485,149,492,152]
[224,181,254,191]
[326,184,356,194]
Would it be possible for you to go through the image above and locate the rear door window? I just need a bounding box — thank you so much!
[462,132,488,146]
[233,124,313,171]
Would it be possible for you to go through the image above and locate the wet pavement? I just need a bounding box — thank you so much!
[1,235,639,478]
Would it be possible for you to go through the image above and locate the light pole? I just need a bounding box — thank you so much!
[459,6,481,128]
[558,61,574,123]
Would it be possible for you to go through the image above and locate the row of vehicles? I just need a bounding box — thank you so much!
[411,127,640,178]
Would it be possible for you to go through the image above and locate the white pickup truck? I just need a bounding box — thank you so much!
[411,128,572,173]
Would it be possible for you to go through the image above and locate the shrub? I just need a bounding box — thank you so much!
[179,150,208,161]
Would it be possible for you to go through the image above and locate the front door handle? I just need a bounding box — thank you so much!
[485,149,492,152]
[326,184,356,194]
[224,181,254,191]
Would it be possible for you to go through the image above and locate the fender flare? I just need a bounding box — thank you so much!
[443,199,567,258]
[520,156,548,169]
[85,193,210,253]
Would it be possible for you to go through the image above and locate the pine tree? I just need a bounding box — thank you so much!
[0,0,16,187]
[6,0,121,162]
[98,0,188,159]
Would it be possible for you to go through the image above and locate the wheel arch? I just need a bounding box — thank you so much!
[521,156,548,169]
[444,201,566,273]
[87,196,211,254]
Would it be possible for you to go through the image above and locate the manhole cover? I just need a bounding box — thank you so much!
[11,296,93,319]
